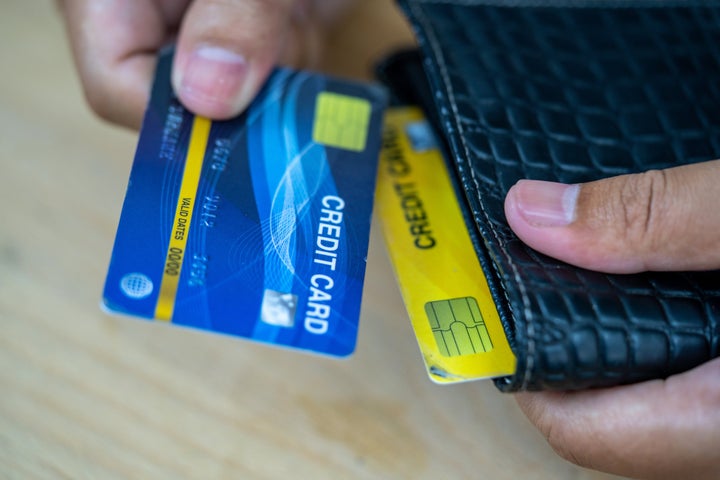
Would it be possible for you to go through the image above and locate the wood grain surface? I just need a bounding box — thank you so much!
[0,1,624,478]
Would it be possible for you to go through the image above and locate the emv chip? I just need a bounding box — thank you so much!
[313,92,371,152]
[425,297,493,357]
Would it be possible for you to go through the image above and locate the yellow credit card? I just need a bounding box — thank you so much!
[376,107,516,383]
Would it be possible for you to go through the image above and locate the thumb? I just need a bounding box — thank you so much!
[171,0,296,120]
[504,160,720,273]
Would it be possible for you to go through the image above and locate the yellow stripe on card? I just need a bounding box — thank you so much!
[154,116,211,321]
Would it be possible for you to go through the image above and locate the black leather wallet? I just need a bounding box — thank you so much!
[378,0,720,391]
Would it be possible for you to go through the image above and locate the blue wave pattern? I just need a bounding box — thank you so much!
[248,72,342,345]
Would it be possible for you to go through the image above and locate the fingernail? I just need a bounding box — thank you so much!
[511,180,580,227]
[179,45,248,116]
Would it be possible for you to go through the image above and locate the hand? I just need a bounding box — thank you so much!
[59,0,352,129]
[515,358,720,480]
[504,160,720,479]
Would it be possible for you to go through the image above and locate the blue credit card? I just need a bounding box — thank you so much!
[103,48,387,357]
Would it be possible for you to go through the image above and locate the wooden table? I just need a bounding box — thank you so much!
[0,1,622,478]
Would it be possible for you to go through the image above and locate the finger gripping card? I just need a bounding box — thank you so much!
[103,48,387,357]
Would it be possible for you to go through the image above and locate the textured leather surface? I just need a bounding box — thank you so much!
[395,0,720,391]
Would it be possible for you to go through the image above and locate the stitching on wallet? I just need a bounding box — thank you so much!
[409,0,536,389]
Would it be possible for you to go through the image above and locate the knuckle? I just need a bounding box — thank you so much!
[82,81,115,122]
[188,0,293,49]
[615,169,670,251]
[517,393,599,470]
[82,81,139,128]
[544,425,585,467]
[541,416,606,471]
[518,393,585,466]
[204,0,293,14]
[530,409,585,468]
[263,0,295,11]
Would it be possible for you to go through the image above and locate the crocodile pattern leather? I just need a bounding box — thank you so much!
[397,0,720,391]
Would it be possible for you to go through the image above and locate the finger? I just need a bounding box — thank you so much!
[504,160,720,273]
[60,0,187,129]
[172,0,296,119]
[516,358,720,479]
[278,0,356,69]
[277,3,323,70]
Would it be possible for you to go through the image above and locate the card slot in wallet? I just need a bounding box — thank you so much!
[382,0,720,391]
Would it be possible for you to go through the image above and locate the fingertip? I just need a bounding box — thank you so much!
[504,180,580,262]
[171,0,294,120]
[84,54,155,130]
[506,180,579,227]
[503,181,524,233]
[172,44,258,119]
